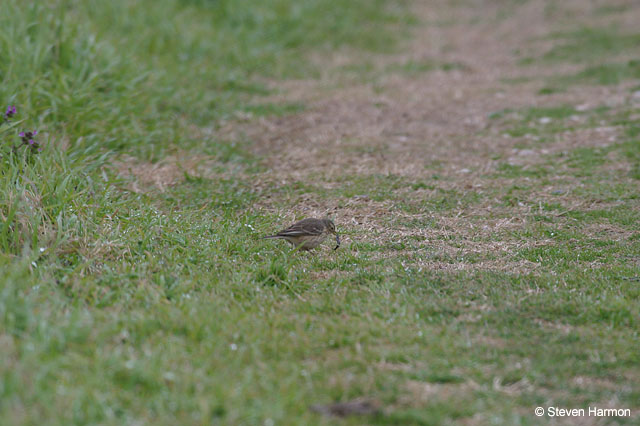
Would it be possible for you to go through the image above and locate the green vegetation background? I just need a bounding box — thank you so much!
[1,0,639,425]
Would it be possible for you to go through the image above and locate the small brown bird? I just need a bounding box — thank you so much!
[264,218,340,251]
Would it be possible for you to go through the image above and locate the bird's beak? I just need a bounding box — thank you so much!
[334,233,340,250]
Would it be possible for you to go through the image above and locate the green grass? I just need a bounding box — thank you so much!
[593,4,630,16]
[537,86,565,95]
[487,104,622,145]
[335,58,466,84]
[470,6,640,421]
[0,0,410,158]
[2,0,640,424]
[488,105,582,141]
[240,102,305,117]
[546,60,640,89]
[0,1,417,424]
[571,60,640,85]
[543,27,640,63]
[523,26,640,88]
[488,105,578,122]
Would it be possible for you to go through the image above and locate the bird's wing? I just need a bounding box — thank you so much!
[276,219,324,237]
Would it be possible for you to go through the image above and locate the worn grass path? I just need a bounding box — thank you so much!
[1,0,639,424]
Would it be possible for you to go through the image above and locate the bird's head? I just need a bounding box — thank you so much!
[322,218,337,234]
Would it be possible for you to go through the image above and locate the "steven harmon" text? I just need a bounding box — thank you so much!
[548,407,631,417]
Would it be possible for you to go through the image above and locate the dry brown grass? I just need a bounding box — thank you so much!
[399,379,479,407]
[113,154,196,193]
[220,0,639,179]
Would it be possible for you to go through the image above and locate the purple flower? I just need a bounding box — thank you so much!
[20,131,36,143]
[19,130,40,148]
[12,129,43,154]
[4,105,16,119]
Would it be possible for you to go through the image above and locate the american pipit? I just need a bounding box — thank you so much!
[264,218,340,251]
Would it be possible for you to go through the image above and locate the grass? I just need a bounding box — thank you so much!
[2,0,640,424]
[488,105,584,142]
[542,27,640,64]
[386,60,468,75]
[335,58,466,85]
[522,25,640,89]
[543,60,640,91]
[570,60,640,85]
[0,0,410,158]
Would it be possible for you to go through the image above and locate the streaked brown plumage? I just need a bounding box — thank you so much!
[264,218,340,250]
